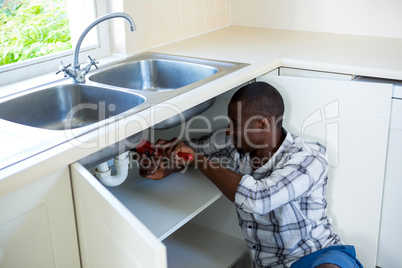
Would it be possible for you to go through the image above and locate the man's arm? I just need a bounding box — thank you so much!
[157,138,329,215]
[192,152,242,202]
[138,152,242,202]
[154,137,242,202]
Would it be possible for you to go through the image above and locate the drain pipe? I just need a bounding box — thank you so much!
[95,151,130,187]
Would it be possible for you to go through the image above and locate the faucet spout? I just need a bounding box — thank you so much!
[57,12,136,83]
[73,12,136,70]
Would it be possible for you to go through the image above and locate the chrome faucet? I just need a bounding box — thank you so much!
[57,12,136,83]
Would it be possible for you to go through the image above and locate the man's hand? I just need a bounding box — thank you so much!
[138,137,241,202]
[134,154,169,180]
[135,138,194,180]
[155,138,196,165]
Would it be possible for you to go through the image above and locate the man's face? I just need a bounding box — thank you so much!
[226,101,266,154]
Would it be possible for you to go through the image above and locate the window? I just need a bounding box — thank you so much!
[0,0,72,66]
[0,0,110,86]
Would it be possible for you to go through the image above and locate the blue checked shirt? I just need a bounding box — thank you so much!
[189,128,342,268]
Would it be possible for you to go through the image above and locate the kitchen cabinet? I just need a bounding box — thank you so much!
[70,74,392,267]
[70,87,249,268]
[257,74,392,267]
[1,72,392,268]
[376,120,402,268]
[352,77,402,268]
[0,167,80,268]
[70,163,167,268]
[70,160,248,268]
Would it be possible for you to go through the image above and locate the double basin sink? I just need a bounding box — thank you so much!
[0,53,247,131]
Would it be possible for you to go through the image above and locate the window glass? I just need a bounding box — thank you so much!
[0,0,71,66]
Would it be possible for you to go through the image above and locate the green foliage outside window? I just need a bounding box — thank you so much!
[0,0,72,66]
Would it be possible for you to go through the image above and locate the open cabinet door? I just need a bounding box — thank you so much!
[257,75,392,267]
[70,163,167,268]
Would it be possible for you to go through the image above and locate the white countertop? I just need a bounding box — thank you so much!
[1,26,401,189]
[281,33,402,80]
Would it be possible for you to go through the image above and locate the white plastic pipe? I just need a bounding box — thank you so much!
[95,151,130,187]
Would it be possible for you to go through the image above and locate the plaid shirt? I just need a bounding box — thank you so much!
[190,128,342,268]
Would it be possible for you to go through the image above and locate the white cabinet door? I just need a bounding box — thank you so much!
[257,75,392,267]
[0,167,80,268]
[376,103,402,268]
[70,162,167,268]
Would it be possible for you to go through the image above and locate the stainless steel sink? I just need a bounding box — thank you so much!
[88,53,247,92]
[0,84,146,130]
[0,54,247,132]
[87,52,248,129]
[0,52,248,170]
[89,59,217,91]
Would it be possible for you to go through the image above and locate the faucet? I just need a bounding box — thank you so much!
[57,12,136,83]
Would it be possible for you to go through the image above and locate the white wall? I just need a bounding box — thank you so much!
[107,0,231,55]
[231,0,402,38]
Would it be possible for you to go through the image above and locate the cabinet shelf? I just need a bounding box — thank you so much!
[164,223,248,268]
[107,166,222,241]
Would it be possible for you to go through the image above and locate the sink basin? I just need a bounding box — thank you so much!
[88,53,247,92]
[0,84,146,130]
[87,53,248,129]
[89,59,217,91]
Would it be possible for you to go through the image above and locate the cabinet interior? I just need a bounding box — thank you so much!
[81,85,249,267]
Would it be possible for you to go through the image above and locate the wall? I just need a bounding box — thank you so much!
[107,0,231,55]
[231,0,402,39]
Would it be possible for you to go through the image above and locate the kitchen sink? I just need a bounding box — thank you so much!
[88,53,247,92]
[0,52,248,170]
[89,59,217,91]
[87,52,248,129]
[0,84,146,130]
[0,54,248,132]
[0,54,247,132]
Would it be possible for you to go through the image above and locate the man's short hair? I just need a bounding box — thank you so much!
[230,81,285,127]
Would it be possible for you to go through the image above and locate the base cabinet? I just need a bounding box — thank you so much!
[165,222,247,268]
[70,162,247,268]
[376,127,402,267]
[70,163,167,268]
[71,74,393,267]
[0,167,80,268]
[2,73,392,268]
[69,84,249,268]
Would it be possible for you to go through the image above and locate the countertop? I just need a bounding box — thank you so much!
[1,26,401,190]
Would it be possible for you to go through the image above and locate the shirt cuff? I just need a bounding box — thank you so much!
[234,174,256,208]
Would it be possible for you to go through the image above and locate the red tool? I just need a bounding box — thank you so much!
[132,140,194,162]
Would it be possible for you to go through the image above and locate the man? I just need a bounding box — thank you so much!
[138,82,362,268]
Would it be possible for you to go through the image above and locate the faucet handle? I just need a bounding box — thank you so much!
[87,55,99,69]
[56,61,72,77]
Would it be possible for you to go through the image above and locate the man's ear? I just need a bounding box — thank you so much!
[259,117,271,130]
